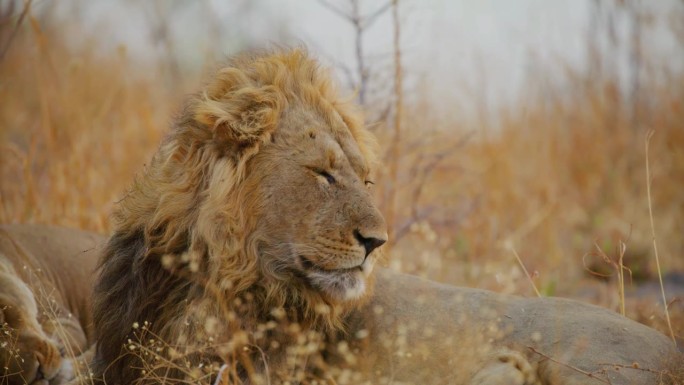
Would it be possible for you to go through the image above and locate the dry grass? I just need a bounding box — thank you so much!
[0,16,176,232]
[1,4,683,384]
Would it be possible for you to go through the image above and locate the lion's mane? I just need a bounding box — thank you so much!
[92,49,378,384]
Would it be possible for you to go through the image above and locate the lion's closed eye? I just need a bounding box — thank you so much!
[310,168,336,185]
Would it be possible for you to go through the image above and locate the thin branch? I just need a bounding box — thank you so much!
[0,1,16,27]
[0,0,33,61]
[393,207,435,242]
[316,0,393,106]
[408,133,474,218]
[527,347,610,384]
[316,0,351,21]
[351,0,367,105]
[305,39,357,90]
[506,242,541,297]
[385,0,402,246]
[363,1,392,29]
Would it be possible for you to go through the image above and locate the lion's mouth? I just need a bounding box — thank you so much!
[297,255,372,301]
[298,255,368,275]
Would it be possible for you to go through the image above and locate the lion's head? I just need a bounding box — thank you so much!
[238,101,387,303]
[93,49,387,383]
[0,265,67,385]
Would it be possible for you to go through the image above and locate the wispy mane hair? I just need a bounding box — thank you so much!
[92,48,377,384]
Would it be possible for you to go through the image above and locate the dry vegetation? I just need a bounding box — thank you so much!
[1,0,683,378]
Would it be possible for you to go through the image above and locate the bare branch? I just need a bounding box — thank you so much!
[306,42,357,90]
[316,0,394,107]
[394,207,435,242]
[408,132,474,217]
[385,0,402,246]
[0,0,33,62]
[362,1,392,29]
[528,347,610,384]
[316,0,352,21]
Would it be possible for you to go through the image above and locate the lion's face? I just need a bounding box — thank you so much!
[0,274,66,385]
[245,105,387,303]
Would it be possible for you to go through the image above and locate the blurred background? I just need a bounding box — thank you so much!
[1,0,682,342]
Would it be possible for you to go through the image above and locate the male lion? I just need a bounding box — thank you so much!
[0,224,100,385]
[91,49,682,385]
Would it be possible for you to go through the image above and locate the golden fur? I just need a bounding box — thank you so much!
[0,224,100,385]
[92,49,387,384]
[348,269,682,385]
[91,49,682,385]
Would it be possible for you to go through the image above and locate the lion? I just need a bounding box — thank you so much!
[0,224,100,385]
[90,49,682,385]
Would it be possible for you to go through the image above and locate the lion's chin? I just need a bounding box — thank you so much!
[304,259,374,302]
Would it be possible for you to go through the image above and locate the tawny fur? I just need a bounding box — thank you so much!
[92,49,386,384]
[0,224,100,385]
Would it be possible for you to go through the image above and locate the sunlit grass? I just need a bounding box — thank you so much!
[0,6,682,383]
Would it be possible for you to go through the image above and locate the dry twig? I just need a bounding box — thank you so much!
[506,242,542,297]
[527,346,610,384]
[316,0,392,106]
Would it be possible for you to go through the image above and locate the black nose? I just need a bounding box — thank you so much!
[354,230,387,257]
[35,365,45,381]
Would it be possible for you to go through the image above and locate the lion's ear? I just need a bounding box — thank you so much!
[194,81,283,153]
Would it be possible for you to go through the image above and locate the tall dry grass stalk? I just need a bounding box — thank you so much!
[644,130,676,347]
[616,241,627,316]
[584,241,631,316]
[506,242,541,298]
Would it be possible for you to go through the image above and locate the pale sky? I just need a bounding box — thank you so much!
[47,0,684,117]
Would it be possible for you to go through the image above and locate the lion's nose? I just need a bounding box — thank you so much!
[33,341,62,383]
[37,362,58,382]
[33,365,50,385]
[354,230,387,257]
